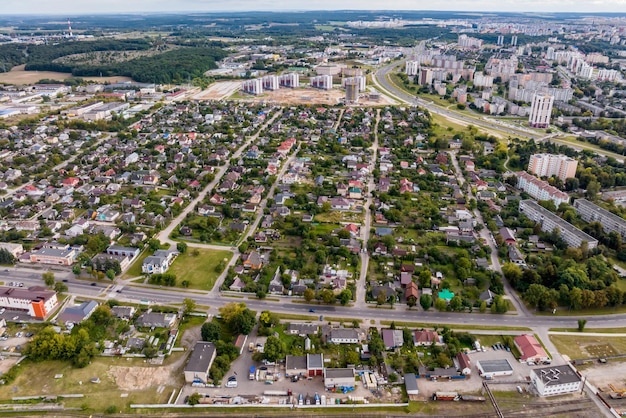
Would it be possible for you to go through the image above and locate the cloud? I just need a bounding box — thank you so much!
[3,0,626,14]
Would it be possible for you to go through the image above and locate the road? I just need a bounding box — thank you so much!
[447,151,528,316]
[355,108,380,308]
[372,61,542,141]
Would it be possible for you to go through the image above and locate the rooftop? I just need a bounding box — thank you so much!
[533,365,580,386]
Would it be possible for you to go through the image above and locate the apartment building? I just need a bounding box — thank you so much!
[310,75,333,90]
[515,171,570,207]
[519,200,598,249]
[528,154,578,181]
[573,198,626,239]
[528,93,554,128]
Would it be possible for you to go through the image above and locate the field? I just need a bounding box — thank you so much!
[167,248,233,291]
[0,356,180,413]
[550,334,626,360]
[122,249,151,279]
[192,81,241,100]
[236,87,395,106]
[0,65,133,85]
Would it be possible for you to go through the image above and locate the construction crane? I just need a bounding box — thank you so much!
[609,384,626,394]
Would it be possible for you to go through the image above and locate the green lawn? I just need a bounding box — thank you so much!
[167,248,233,291]
[122,248,150,279]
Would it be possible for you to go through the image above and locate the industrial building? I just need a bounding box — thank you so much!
[519,200,598,249]
[184,342,217,384]
[323,368,355,389]
[530,365,582,396]
[476,359,514,379]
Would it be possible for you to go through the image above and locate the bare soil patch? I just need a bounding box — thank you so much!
[239,87,395,106]
[0,65,133,85]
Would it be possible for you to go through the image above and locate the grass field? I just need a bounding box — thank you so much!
[167,248,232,291]
[550,327,626,334]
[550,334,626,359]
[379,320,531,331]
[0,357,178,414]
[122,249,151,279]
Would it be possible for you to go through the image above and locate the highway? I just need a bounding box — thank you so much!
[372,62,543,141]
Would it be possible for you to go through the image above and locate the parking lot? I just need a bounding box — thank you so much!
[412,347,530,398]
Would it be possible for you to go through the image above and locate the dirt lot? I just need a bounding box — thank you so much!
[0,65,133,85]
[107,323,201,392]
[238,87,396,106]
[192,81,241,100]
[582,360,626,391]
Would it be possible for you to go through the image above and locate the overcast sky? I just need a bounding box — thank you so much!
[2,0,626,15]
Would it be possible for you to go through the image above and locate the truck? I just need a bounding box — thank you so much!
[263,389,292,396]
[249,366,256,380]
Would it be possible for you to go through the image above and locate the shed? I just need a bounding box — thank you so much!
[404,373,419,395]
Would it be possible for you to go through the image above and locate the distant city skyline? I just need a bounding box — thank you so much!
[3,0,626,15]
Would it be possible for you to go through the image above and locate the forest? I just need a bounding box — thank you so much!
[0,39,227,84]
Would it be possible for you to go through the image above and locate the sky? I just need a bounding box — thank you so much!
[2,0,626,15]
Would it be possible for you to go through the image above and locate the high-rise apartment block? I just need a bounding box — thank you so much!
[528,93,554,128]
[310,75,333,90]
[528,154,578,181]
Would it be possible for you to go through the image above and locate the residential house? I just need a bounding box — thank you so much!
[382,329,404,350]
[136,311,177,328]
[414,330,442,346]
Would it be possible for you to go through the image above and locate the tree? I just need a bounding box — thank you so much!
[42,271,55,287]
[419,269,431,288]
[320,289,335,304]
[345,350,360,366]
[339,289,352,306]
[182,298,196,315]
[577,319,587,332]
[201,321,221,342]
[303,287,315,302]
[105,269,115,280]
[148,239,161,251]
[435,298,448,311]
[72,264,82,276]
[449,296,463,311]
[501,263,522,288]
[420,294,433,311]
[264,335,285,362]
[187,393,201,405]
[54,281,68,293]
[259,311,278,328]
[219,302,256,335]
[176,242,188,254]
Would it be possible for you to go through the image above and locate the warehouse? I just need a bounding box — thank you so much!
[476,359,514,379]
[324,368,355,389]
